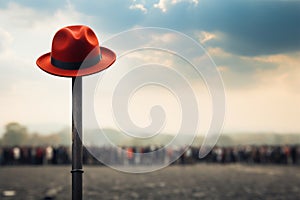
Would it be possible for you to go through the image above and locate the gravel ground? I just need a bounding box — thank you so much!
[0,164,299,200]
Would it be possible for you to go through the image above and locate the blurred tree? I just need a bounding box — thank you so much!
[29,132,61,146]
[2,122,29,146]
[57,127,71,146]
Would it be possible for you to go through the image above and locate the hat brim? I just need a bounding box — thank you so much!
[36,47,116,77]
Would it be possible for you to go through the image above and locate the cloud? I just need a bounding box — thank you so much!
[147,0,300,56]
[253,52,300,93]
[0,28,13,55]
[70,0,144,32]
[222,52,300,133]
[196,31,217,44]
[196,0,300,56]
[216,50,300,93]
[205,46,300,89]
[207,47,277,73]
[2,0,300,57]
[5,0,299,57]
[153,0,199,12]
[0,0,67,10]
[0,2,91,128]
[129,3,147,13]
[0,0,299,134]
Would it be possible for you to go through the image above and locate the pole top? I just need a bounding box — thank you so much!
[36,25,116,77]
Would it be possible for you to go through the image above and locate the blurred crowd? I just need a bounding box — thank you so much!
[0,146,70,165]
[203,145,300,165]
[0,145,300,166]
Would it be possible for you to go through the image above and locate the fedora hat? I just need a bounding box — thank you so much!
[36,25,116,77]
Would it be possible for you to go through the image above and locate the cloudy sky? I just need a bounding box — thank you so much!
[0,0,300,136]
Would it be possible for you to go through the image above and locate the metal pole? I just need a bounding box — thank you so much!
[71,77,83,200]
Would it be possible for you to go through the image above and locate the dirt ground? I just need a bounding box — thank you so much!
[0,164,299,200]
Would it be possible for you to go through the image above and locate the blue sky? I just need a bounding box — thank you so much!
[0,0,299,135]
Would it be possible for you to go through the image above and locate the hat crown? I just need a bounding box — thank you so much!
[51,25,100,63]
[36,25,116,77]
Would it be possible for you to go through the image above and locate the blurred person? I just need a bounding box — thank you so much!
[259,146,268,164]
[282,145,291,164]
[52,146,58,164]
[126,147,134,165]
[20,146,31,164]
[185,147,194,164]
[229,148,237,163]
[274,146,280,163]
[253,146,261,163]
[134,147,141,165]
[142,146,151,165]
[179,147,186,165]
[2,148,11,165]
[266,146,273,164]
[30,147,37,164]
[166,147,173,164]
[45,146,53,164]
[36,146,44,165]
[297,146,300,164]
[290,145,297,164]
[57,146,65,164]
[215,147,223,163]
[13,146,21,165]
[117,146,125,165]
[0,147,3,165]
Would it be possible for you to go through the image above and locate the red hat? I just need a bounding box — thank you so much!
[36,25,116,77]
